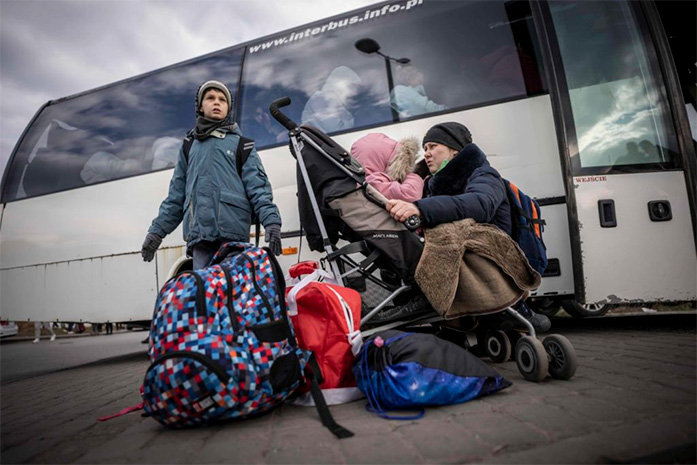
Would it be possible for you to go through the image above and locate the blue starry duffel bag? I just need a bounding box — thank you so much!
[354,329,512,419]
[142,242,351,438]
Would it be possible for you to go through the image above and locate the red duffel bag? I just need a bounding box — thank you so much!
[286,262,363,405]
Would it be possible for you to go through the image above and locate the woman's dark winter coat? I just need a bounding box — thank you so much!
[414,143,512,236]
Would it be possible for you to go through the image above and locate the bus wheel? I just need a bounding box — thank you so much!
[528,298,561,318]
[484,330,511,363]
[561,300,611,317]
[543,335,577,380]
[514,336,548,382]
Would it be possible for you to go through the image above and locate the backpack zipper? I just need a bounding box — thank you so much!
[266,249,298,349]
[147,350,230,383]
[177,271,206,318]
[220,266,240,332]
[238,253,275,321]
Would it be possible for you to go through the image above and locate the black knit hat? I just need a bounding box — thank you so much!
[422,122,472,151]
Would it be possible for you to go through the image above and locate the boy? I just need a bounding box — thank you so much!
[141,80,282,269]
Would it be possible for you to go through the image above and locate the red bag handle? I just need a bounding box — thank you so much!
[288,260,319,279]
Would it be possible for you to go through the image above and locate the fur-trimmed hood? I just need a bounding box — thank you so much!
[427,143,489,196]
[351,133,420,182]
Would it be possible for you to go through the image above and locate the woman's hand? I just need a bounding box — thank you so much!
[386,199,421,223]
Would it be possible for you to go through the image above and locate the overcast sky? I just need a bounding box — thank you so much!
[0,0,377,186]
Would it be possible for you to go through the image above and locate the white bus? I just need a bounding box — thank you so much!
[1,0,695,325]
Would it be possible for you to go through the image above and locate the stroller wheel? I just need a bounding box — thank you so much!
[484,330,511,363]
[515,336,548,382]
[543,335,577,380]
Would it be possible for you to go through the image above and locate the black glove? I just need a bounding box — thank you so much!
[414,159,430,179]
[141,233,163,262]
[264,224,282,256]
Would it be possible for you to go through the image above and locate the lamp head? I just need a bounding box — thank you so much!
[355,38,381,54]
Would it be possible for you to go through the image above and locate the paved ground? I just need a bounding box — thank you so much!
[0,331,147,383]
[1,312,695,464]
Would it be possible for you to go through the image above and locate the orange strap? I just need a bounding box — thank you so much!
[510,181,541,239]
[532,203,541,239]
[509,181,522,206]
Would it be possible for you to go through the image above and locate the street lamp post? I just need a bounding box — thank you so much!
[354,38,410,122]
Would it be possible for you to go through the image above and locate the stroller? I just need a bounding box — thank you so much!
[270,97,576,382]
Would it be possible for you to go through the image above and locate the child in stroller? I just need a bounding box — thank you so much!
[269,97,576,382]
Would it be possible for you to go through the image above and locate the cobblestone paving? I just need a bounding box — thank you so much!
[1,314,695,464]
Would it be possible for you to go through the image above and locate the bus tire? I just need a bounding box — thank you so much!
[561,299,611,317]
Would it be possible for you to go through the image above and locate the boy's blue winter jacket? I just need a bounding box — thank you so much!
[148,126,281,249]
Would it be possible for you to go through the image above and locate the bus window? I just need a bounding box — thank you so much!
[549,1,680,172]
[375,0,545,118]
[238,0,546,150]
[238,10,395,148]
[2,49,243,202]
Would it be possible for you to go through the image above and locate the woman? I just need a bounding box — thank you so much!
[387,122,511,234]
[386,122,550,332]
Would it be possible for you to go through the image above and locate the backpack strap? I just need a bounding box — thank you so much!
[504,179,546,238]
[236,136,261,247]
[182,135,194,162]
[307,355,355,439]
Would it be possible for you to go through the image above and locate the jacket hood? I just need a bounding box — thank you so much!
[321,66,362,101]
[351,133,420,182]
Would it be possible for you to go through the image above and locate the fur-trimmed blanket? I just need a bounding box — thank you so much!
[415,219,541,318]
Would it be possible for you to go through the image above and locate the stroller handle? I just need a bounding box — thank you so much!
[269,97,298,131]
[364,184,422,231]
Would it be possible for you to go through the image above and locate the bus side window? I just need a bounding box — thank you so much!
[237,0,547,142]
[23,121,90,197]
[301,65,363,133]
[151,137,183,170]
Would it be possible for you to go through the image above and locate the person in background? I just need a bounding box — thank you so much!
[390,65,446,118]
[141,80,282,270]
[33,321,56,343]
[386,122,551,333]
[350,133,426,202]
[301,66,362,133]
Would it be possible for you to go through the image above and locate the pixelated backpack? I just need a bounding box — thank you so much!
[503,179,548,274]
[142,242,352,438]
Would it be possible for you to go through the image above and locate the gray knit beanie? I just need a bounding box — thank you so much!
[196,80,233,116]
[422,122,472,151]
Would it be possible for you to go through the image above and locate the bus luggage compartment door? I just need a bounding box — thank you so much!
[573,172,696,304]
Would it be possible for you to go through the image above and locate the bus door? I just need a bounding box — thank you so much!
[534,0,696,305]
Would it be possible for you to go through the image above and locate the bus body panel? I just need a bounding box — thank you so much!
[1,254,158,322]
[529,203,574,298]
[0,172,182,269]
[574,171,696,304]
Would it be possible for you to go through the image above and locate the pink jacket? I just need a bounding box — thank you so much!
[350,133,424,202]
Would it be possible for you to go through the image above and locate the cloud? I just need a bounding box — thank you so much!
[0,0,376,188]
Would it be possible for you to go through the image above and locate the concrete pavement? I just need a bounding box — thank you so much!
[1,313,695,464]
[1,331,148,383]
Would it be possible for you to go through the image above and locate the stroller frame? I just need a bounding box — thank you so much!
[289,128,416,325]
[270,97,577,383]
